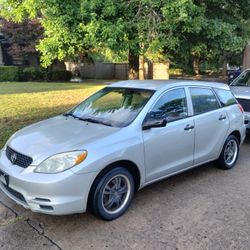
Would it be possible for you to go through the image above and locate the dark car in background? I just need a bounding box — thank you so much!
[230,69,250,133]
[228,68,242,84]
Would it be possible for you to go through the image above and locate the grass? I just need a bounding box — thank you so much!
[0,81,108,148]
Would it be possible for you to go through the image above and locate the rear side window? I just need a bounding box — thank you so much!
[190,87,220,115]
[214,89,237,106]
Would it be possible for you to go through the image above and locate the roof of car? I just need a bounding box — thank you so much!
[110,80,229,91]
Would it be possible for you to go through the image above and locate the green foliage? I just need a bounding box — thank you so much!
[169,68,183,76]
[0,66,19,81]
[0,0,249,72]
[19,66,44,81]
[18,67,72,82]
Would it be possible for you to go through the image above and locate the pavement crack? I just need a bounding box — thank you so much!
[0,199,24,226]
[0,200,62,249]
[0,200,19,217]
[26,218,62,250]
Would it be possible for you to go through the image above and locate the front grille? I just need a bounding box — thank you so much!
[2,183,26,203]
[6,146,33,168]
[237,98,250,112]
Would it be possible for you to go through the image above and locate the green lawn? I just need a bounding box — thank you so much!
[0,81,108,148]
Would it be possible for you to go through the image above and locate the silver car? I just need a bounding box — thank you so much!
[0,80,246,220]
[230,69,250,133]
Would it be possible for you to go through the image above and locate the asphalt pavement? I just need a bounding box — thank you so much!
[1,136,250,250]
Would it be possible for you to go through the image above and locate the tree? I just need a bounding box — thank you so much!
[0,1,196,68]
[173,0,250,74]
[0,19,43,65]
[0,0,249,76]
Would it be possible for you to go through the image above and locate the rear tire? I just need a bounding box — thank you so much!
[216,135,239,170]
[88,167,134,220]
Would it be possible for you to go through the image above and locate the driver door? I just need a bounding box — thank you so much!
[142,88,195,182]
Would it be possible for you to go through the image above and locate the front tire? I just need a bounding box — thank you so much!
[88,167,135,220]
[216,135,239,170]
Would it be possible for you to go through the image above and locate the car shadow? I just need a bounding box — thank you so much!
[244,134,250,144]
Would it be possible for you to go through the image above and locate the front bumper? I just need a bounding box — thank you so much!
[0,150,97,215]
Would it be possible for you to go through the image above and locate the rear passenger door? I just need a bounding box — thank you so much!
[189,87,230,165]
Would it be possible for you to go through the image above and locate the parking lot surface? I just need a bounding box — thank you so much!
[0,137,250,250]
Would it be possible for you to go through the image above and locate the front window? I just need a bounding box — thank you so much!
[67,87,154,127]
[231,70,250,86]
[147,88,188,122]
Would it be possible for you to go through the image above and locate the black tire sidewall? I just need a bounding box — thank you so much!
[92,167,135,221]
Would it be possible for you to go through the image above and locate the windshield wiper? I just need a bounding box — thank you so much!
[79,117,113,127]
[63,113,80,119]
[64,113,113,127]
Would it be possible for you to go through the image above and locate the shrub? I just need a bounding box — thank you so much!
[19,66,43,81]
[168,68,183,76]
[48,70,72,81]
[0,66,19,81]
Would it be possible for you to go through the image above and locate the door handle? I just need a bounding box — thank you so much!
[219,115,227,121]
[184,124,194,131]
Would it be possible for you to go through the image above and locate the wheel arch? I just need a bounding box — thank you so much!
[229,130,241,144]
[87,160,141,210]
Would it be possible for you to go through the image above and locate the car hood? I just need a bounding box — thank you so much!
[230,86,250,100]
[8,116,120,163]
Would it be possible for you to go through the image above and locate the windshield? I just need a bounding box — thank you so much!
[231,70,250,87]
[67,87,154,127]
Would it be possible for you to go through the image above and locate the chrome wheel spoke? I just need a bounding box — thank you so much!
[115,177,121,189]
[118,186,128,194]
[105,198,115,210]
[115,197,122,207]
[104,189,112,195]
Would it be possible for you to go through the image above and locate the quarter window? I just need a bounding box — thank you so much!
[190,88,220,115]
[148,88,188,122]
[214,89,237,107]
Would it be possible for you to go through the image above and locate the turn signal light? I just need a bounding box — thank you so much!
[75,151,88,165]
[237,104,244,113]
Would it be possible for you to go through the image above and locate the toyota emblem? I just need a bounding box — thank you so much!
[10,153,17,164]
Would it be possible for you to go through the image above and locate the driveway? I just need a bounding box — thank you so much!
[1,137,250,250]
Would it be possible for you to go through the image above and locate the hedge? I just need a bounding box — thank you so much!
[0,66,19,81]
[19,67,72,82]
[19,66,44,81]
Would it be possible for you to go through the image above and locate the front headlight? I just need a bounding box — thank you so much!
[34,151,88,174]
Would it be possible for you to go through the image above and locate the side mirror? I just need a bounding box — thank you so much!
[142,117,167,130]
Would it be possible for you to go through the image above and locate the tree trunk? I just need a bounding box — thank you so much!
[193,56,200,75]
[139,55,145,80]
[222,57,228,76]
[243,43,250,70]
[128,49,139,80]
[0,45,4,65]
